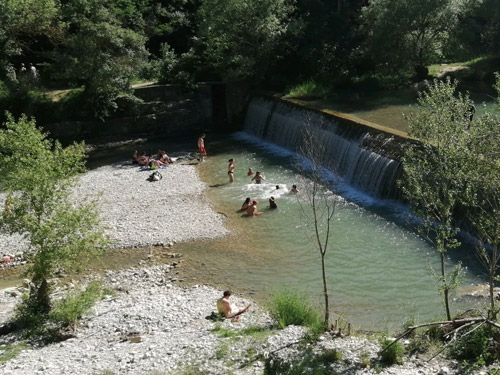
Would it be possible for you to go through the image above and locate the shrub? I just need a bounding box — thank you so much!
[49,281,104,327]
[450,325,493,363]
[269,291,324,335]
[286,80,330,99]
[379,338,405,365]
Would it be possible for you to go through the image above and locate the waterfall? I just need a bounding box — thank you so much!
[243,97,402,198]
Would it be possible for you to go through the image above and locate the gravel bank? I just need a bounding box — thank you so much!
[1,265,498,375]
[0,162,230,258]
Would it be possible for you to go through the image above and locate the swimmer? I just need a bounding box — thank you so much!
[269,196,277,209]
[228,158,236,183]
[247,168,255,176]
[275,185,280,190]
[246,200,263,216]
[251,171,265,184]
[291,184,300,193]
[239,197,251,211]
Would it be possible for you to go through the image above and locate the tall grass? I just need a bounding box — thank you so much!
[286,80,330,99]
[269,291,324,335]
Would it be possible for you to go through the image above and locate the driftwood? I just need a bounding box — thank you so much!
[381,317,500,361]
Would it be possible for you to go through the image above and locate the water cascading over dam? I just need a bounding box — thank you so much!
[243,96,404,199]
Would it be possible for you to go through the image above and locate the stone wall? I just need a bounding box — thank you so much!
[43,84,214,145]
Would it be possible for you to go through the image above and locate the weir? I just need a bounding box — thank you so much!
[243,96,405,198]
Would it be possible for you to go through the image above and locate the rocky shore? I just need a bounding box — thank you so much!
[2,264,498,375]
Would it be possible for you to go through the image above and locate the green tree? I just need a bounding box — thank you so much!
[360,0,465,81]
[58,0,148,119]
[0,0,60,80]
[197,0,297,83]
[401,78,476,320]
[0,114,108,317]
[465,75,500,319]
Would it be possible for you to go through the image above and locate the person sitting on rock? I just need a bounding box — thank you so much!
[216,290,250,321]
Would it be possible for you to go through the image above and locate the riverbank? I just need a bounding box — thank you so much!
[1,160,499,374]
[2,264,498,375]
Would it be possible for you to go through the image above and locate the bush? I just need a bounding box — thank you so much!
[450,325,493,363]
[286,80,330,99]
[379,338,405,365]
[49,281,104,327]
[269,291,324,335]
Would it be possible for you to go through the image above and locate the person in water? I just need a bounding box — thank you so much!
[239,197,251,211]
[291,184,300,193]
[228,158,236,183]
[251,171,265,184]
[247,200,263,216]
[247,168,255,176]
[269,196,277,209]
[216,290,251,321]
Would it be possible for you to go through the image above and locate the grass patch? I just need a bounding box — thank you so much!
[379,338,405,365]
[211,324,271,339]
[268,291,325,336]
[180,365,210,375]
[49,281,105,327]
[215,342,229,360]
[286,80,330,99]
[0,342,30,364]
[264,347,343,375]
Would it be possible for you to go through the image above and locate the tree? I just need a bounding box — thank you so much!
[295,123,339,327]
[464,74,500,319]
[0,114,108,317]
[359,0,466,81]
[197,0,297,83]
[57,0,148,119]
[401,78,476,321]
[0,0,60,81]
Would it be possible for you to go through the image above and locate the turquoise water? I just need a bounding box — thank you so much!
[182,132,485,332]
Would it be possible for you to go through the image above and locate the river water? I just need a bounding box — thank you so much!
[174,132,484,332]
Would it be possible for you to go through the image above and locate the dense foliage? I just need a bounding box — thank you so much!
[1,0,500,121]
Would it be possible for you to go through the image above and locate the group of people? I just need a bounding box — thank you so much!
[238,185,300,216]
[17,63,37,80]
[132,149,172,169]
[195,134,300,216]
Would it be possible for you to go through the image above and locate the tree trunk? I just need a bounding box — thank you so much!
[321,253,329,326]
[32,278,51,315]
[441,252,452,321]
